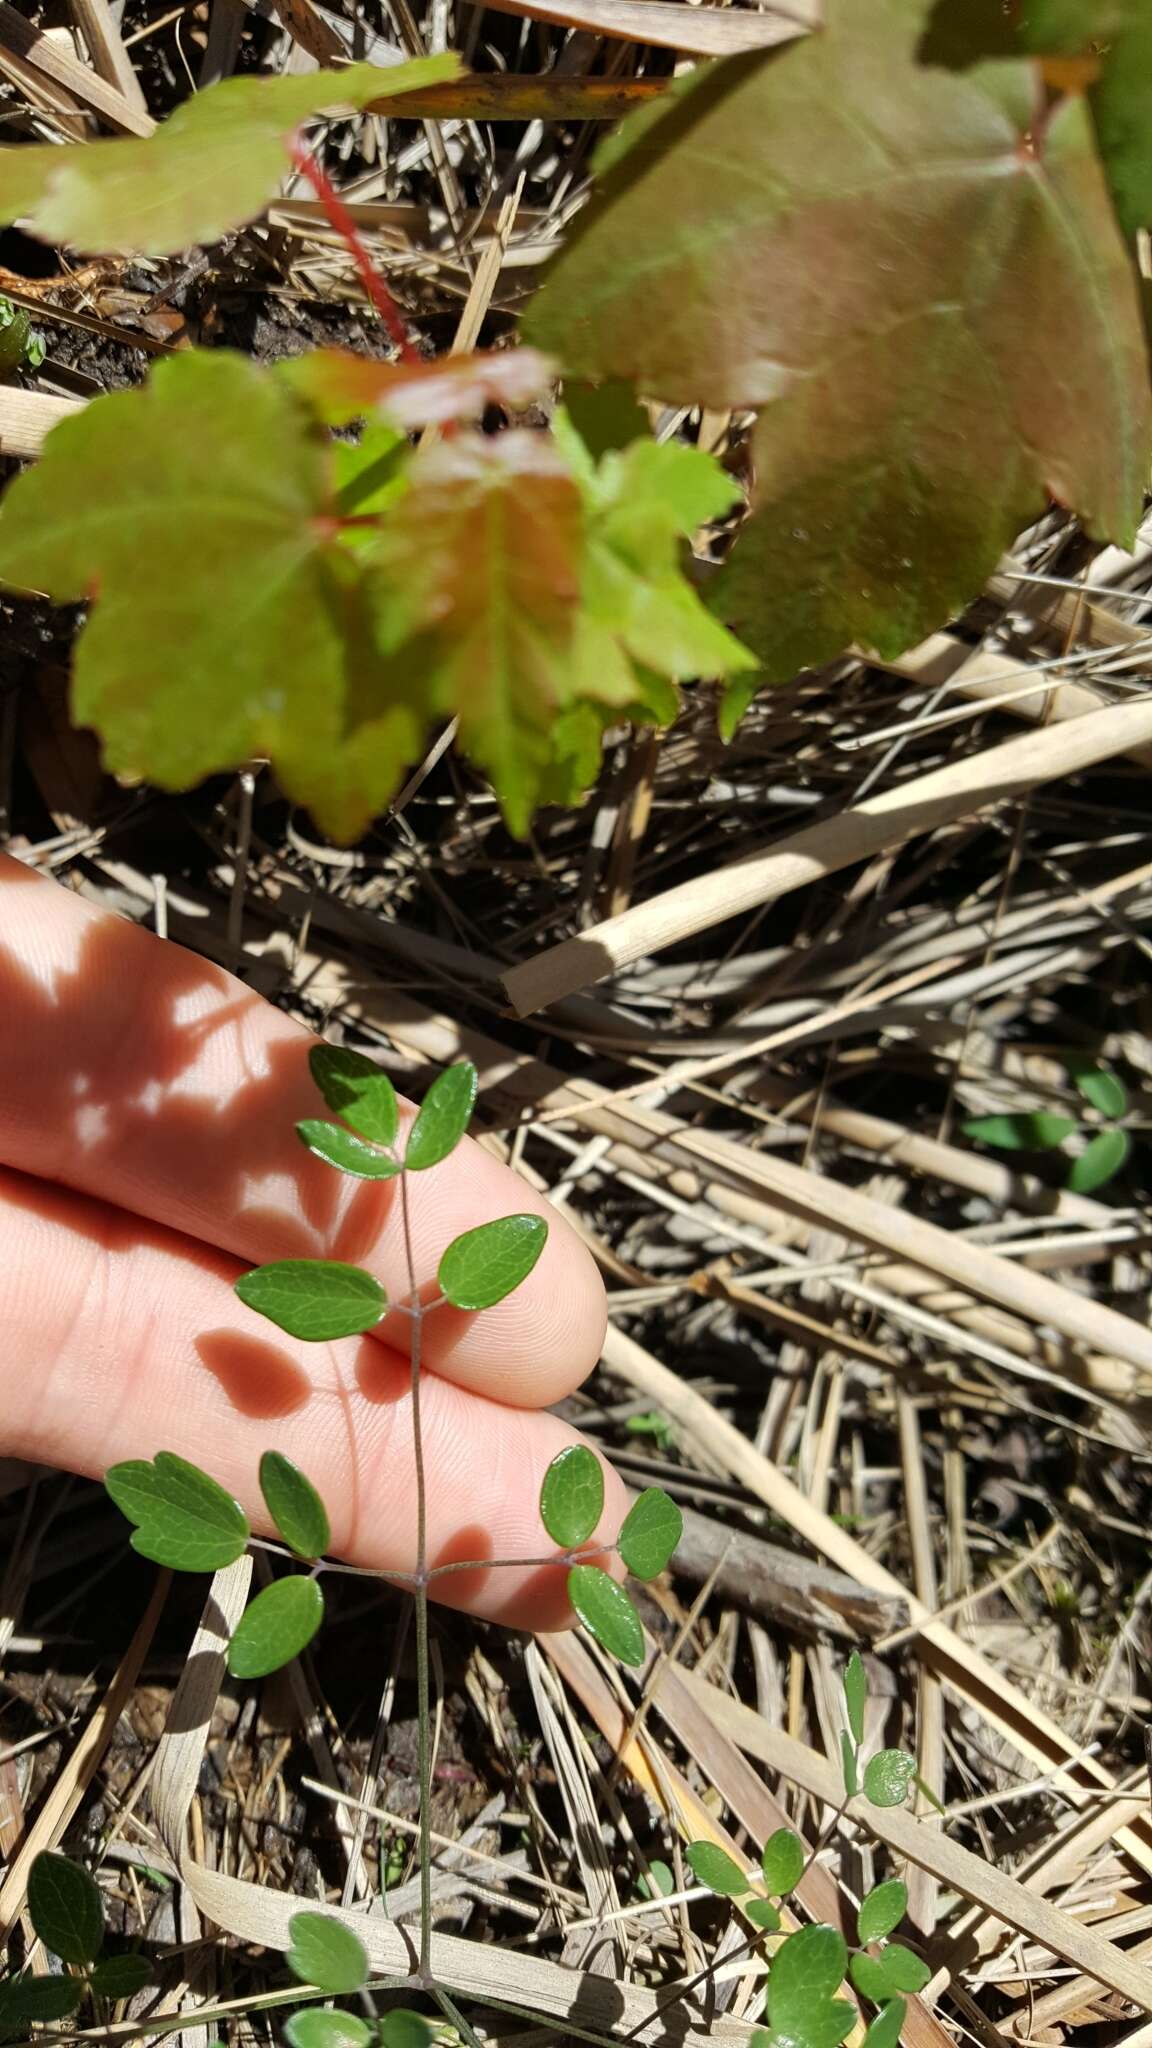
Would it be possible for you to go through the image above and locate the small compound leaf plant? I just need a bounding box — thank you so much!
[2,0,1152,838]
[683,1653,932,2048]
[0,1851,153,2039]
[103,1047,682,2039]
[963,1054,1133,1194]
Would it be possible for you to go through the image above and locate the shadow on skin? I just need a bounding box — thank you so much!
[193,1329,311,1419]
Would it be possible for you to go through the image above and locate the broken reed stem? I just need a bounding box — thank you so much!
[289,136,421,365]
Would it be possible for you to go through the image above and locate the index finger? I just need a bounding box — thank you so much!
[0,855,605,1408]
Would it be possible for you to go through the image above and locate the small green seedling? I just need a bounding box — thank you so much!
[0,297,45,381]
[682,1652,929,2048]
[0,1851,153,2037]
[103,1048,682,2041]
[964,1057,1132,1194]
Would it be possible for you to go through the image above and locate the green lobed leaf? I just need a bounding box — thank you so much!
[844,1649,867,1747]
[1068,1061,1128,1120]
[296,1119,401,1181]
[105,1451,250,1572]
[235,1260,387,1342]
[28,1851,103,1965]
[529,2,1150,696]
[227,1577,325,1680]
[567,1564,645,1666]
[685,1841,749,1898]
[840,1729,859,1800]
[0,1973,85,2037]
[858,1879,908,1944]
[379,2014,438,2048]
[862,2000,906,2048]
[0,56,460,258]
[761,1828,805,1898]
[259,1451,331,1561]
[863,1750,917,1809]
[438,1213,547,1310]
[309,1045,399,1146]
[363,431,588,838]
[540,1445,605,1549]
[405,1062,479,1170]
[617,1488,683,1581]
[1066,1126,1131,1193]
[745,1898,782,1932]
[284,2014,373,2048]
[89,1955,154,2000]
[286,1913,369,1995]
[962,1112,1078,1152]
[852,1947,930,1998]
[767,1926,852,2046]
[0,351,427,846]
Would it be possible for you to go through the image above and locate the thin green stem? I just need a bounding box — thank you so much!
[399,1168,434,1985]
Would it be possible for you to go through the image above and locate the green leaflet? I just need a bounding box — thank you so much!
[105,1451,250,1571]
[862,1750,917,1809]
[686,1842,748,1898]
[760,1828,805,1898]
[567,1564,645,1666]
[227,1577,325,1679]
[858,1879,908,1944]
[28,1852,103,1965]
[405,1063,479,1170]
[616,1488,682,1580]
[259,1451,331,1561]
[438,1214,548,1310]
[285,2014,373,2048]
[89,1955,153,2000]
[962,1112,1078,1151]
[540,1445,605,1549]
[234,1260,387,1342]
[296,1120,402,1180]
[286,1914,369,1996]
[1067,1126,1130,1192]
[309,1044,399,1146]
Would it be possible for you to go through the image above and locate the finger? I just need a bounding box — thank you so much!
[0,856,605,1409]
[0,1167,626,1630]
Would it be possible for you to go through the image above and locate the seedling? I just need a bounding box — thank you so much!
[104,1050,682,2038]
[0,297,45,380]
[964,1057,1132,1194]
[682,1653,927,2048]
[0,1850,153,2038]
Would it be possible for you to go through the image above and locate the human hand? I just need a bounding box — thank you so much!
[0,854,622,1630]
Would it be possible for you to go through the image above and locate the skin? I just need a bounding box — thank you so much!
[0,852,621,1631]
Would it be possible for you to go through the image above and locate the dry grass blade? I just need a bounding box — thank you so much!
[478,0,817,56]
[503,698,1152,1012]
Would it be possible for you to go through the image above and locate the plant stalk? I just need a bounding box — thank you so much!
[398,1168,434,1982]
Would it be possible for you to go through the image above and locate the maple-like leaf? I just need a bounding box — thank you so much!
[920,0,1152,235]
[359,431,585,836]
[0,350,422,840]
[526,0,1151,687]
[0,55,458,257]
[0,347,753,839]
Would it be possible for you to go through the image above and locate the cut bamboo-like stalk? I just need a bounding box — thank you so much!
[503,698,1152,1014]
[0,389,84,459]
